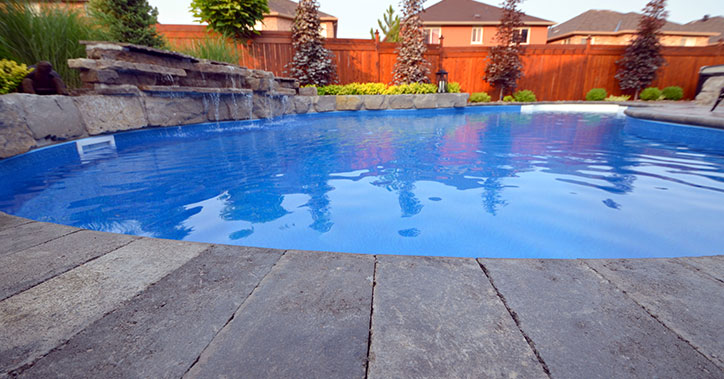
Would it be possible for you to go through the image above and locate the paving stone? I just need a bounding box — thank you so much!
[185,250,374,379]
[0,230,136,301]
[0,212,32,231]
[585,258,724,368]
[0,221,77,256]
[479,258,722,379]
[368,256,546,379]
[74,95,148,135]
[676,255,724,282]
[0,238,208,374]
[16,245,282,379]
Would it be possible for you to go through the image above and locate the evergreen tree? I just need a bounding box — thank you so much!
[89,0,165,48]
[615,0,667,100]
[483,0,524,100]
[392,0,429,84]
[369,6,400,43]
[289,0,336,86]
[189,0,268,41]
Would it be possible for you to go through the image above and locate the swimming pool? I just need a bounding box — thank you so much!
[1,106,723,259]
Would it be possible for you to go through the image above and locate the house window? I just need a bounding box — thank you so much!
[471,27,483,44]
[680,37,695,46]
[424,27,442,44]
[513,28,530,44]
[320,23,328,38]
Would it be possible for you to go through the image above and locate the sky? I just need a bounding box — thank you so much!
[150,0,724,39]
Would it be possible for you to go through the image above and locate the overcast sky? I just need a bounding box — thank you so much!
[150,0,723,39]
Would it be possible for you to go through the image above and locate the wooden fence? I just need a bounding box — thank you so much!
[158,25,724,101]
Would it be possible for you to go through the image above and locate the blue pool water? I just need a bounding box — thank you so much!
[1,107,723,259]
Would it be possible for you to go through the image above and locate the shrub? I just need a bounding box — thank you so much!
[315,82,440,96]
[639,87,662,101]
[289,0,336,86]
[513,89,536,102]
[469,92,492,103]
[190,0,268,40]
[586,88,607,101]
[0,59,32,94]
[447,82,461,93]
[661,86,683,100]
[0,0,106,88]
[503,95,515,102]
[176,35,240,64]
[605,95,632,101]
[392,0,430,84]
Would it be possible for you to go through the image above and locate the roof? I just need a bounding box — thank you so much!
[548,10,716,41]
[678,15,724,44]
[267,0,336,21]
[420,0,554,26]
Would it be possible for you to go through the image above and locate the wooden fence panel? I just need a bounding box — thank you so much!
[157,25,724,100]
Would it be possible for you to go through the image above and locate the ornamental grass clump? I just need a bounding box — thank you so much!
[605,95,632,101]
[0,0,105,88]
[0,59,32,94]
[177,35,241,65]
[586,88,607,101]
[662,86,683,100]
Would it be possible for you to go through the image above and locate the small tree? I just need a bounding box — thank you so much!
[392,0,429,84]
[615,0,667,100]
[89,0,165,48]
[484,0,524,100]
[289,0,336,86]
[190,0,269,41]
[369,6,400,43]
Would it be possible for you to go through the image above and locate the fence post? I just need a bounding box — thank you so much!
[375,30,381,83]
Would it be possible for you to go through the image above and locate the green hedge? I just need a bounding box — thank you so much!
[315,82,462,96]
[640,87,662,101]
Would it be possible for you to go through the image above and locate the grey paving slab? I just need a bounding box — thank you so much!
[0,230,137,301]
[585,258,724,369]
[185,250,374,379]
[15,245,283,379]
[0,212,32,231]
[368,256,547,379]
[0,221,78,255]
[676,255,724,283]
[0,238,208,374]
[479,259,723,379]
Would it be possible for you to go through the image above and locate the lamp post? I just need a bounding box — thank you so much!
[436,69,448,93]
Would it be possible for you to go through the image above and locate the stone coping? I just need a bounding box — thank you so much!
[625,103,724,129]
[0,210,722,377]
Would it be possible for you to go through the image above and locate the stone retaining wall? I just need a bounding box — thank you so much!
[0,92,469,159]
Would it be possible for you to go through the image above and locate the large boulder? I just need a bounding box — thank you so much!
[143,95,207,127]
[17,94,87,145]
[0,95,36,158]
[336,95,363,111]
[74,95,148,135]
[695,76,724,107]
[313,96,337,112]
[388,95,415,109]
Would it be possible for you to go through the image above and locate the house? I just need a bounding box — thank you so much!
[257,0,338,38]
[677,15,724,45]
[419,0,554,47]
[547,10,717,46]
[26,0,88,12]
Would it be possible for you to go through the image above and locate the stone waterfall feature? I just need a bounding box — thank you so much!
[68,41,299,124]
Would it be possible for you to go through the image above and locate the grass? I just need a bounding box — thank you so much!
[176,35,242,65]
[0,0,107,88]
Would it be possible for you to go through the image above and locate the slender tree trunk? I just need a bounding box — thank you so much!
[499,87,504,101]
[634,88,640,101]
